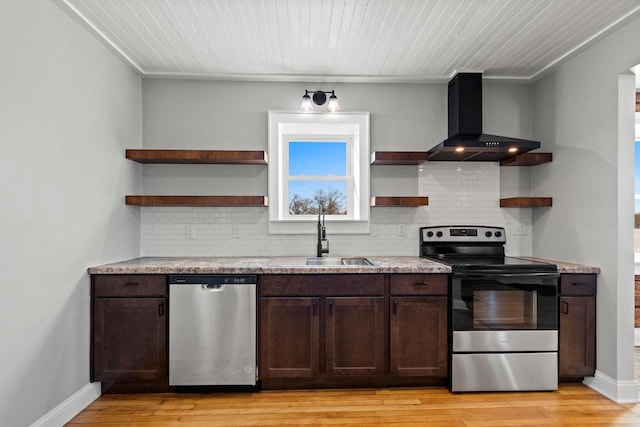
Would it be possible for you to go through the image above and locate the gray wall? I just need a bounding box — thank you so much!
[0,1,141,425]
[140,79,536,256]
[532,15,640,395]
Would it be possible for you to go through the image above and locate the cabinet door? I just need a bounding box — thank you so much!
[559,296,596,377]
[390,296,448,377]
[325,297,385,377]
[259,298,320,378]
[93,297,167,382]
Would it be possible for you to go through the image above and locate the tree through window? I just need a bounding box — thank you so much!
[287,141,348,216]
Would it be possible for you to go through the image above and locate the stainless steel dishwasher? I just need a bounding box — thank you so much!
[169,275,257,386]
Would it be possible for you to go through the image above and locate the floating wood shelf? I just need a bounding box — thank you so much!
[370,196,429,207]
[370,151,429,165]
[125,149,268,164]
[500,197,552,208]
[500,152,552,166]
[125,195,268,207]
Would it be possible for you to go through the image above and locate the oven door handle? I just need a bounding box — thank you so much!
[454,272,560,281]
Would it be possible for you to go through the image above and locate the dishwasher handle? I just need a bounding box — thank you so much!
[201,283,226,292]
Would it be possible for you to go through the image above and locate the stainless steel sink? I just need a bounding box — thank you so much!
[269,257,373,267]
[339,257,373,266]
[306,257,373,266]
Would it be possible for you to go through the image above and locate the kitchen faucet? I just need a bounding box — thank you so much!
[316,202,329,257]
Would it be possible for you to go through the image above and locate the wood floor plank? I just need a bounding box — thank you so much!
[65,384,640,426]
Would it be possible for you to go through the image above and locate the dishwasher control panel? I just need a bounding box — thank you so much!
[170,275,257,285]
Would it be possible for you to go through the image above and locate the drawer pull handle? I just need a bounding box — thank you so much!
[571,282,589,286]
[413,282,428,286]
[123,282,139,287]
[392,301,398,315]
[312,301,317,315]
[328,302,333,315]
[158,302,165,317]
[562,301,569,315]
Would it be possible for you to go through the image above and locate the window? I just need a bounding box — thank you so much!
[268,111,370,234]
[287,140,349,216]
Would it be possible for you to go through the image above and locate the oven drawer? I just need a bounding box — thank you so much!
[560,274,596,296]
[390,274,447,295]
[451,352,558,392]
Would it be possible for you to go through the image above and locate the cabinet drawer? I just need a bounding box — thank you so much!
[560,274,596,296]
[260,274,384,296]
[390,274,448,295]
[93,275,167,297]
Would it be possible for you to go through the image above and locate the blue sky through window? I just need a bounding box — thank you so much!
[289,141,347,176]
[289,141,347,201]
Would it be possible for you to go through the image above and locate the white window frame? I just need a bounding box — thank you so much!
[268,111,370,235]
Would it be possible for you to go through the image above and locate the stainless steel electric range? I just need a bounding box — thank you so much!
[420,225,560,392]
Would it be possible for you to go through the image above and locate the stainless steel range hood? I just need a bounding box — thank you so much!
[428,73,540,162]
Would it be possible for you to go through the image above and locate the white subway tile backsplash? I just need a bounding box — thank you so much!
[140,162,532,257]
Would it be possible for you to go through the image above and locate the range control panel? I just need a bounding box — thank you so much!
[420,226,506,243]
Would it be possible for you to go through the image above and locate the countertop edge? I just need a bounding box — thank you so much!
[87,256,600,275]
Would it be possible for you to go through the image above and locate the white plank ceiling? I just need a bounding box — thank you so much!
[57,0,640,81]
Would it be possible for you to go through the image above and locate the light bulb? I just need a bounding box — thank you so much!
[300,93,313,112]
[327,94,340,112]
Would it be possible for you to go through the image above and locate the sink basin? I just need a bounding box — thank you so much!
[339,257,373,266]
[268,257,374,267]
[306,257,373,266]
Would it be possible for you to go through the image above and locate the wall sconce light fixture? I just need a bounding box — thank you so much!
[300,90,340,112]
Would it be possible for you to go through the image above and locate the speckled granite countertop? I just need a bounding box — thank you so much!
[87,256,451,275]
[522,257,601,274]
[87,256,600,275]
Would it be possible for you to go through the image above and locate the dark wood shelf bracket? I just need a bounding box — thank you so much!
[125,195,268,207]
[371,196,429,207]
[499,197,552,208]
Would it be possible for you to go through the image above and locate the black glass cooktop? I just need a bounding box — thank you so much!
[425,255,558,273]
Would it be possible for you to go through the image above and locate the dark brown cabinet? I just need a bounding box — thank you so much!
[259,274,386,386]
[259,273,448,388]
[326,297,385,377]
[91,275,168,390]
[389,274,448,378]
[558,274,596,378]
[259,297,320,378]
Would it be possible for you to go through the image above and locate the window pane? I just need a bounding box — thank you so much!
[289,141,347,176]
[289,181,347,215]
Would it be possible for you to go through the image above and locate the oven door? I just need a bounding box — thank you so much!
[451,271,559,352]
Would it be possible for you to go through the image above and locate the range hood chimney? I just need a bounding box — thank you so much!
[427,73,540,162]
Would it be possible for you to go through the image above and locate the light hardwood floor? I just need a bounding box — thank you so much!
[67,383,640,426]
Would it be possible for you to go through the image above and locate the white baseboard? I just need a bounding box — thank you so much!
[635,328,640,346]
[30,382,101,427]
[583,370,640,404]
